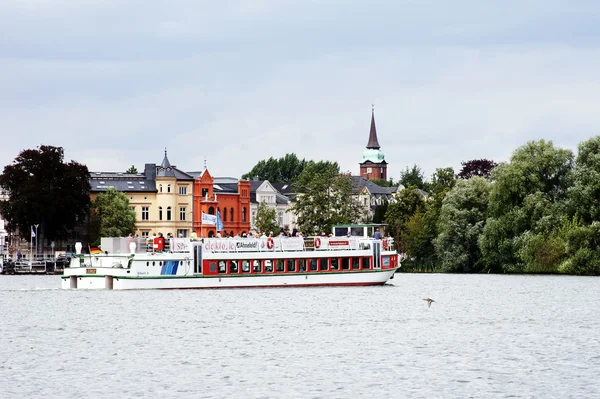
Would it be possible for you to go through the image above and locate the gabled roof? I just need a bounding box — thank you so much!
[350,176,392,195]
[89,173,156,193]
[249,180,292,205]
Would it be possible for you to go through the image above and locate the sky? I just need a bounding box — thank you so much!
[1,0,600,181]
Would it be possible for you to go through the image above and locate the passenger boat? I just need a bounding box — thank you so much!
[61,232,399,290]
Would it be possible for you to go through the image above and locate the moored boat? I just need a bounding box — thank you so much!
[61,233,400,290]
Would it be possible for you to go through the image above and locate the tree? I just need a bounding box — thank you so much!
[479,140,574,272]
[89,188,136,244]
[291,162,362,235]
[242,153,307,183]
[371,178,397,188]
[399,165,425,189]
[434,177,491,273]
[568,136,600,224]
[0,145,90,244]
[458,159,498,179]
[126,165,138,174]
[254,200,279,235]
[384,187,425,252]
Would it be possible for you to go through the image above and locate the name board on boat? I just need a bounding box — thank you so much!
[171,238,191,252]
[86,268,97,274]
[203,237,305,252]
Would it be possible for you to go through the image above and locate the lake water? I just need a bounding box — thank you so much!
[0,274,598,398]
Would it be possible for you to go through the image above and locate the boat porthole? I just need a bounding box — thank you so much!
[146,262,149,266]
[159,262,162,266]
[152,261,155,266]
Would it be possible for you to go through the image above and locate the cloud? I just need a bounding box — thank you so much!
[1,1,600,182]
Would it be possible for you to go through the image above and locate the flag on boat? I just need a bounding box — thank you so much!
[201,212,217,225]
[216,210,224,231]
[31,226,36,237]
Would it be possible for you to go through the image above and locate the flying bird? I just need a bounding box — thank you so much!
[423,298,435,307]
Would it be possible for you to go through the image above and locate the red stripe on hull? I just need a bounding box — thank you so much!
[154,281,387,290]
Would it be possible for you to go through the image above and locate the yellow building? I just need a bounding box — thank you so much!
[89,151,194,239]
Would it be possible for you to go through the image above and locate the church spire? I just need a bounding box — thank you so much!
[366,105,380,149]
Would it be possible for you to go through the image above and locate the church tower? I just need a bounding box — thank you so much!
[359,106,387,180]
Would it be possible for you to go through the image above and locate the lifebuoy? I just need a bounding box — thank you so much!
[267,237,274,249]
[314,237,321,249]
[382,239,389,250]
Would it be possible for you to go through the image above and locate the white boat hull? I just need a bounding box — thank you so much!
[61,268,397,290]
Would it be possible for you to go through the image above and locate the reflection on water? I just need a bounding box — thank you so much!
[1,274,599,398]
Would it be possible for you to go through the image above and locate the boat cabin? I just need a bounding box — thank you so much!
[332,223,388,238]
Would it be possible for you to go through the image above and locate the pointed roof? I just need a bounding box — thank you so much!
[366,106,380,149]
[160,148,171,169]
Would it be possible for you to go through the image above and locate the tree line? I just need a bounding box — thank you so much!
[388,138,599,275]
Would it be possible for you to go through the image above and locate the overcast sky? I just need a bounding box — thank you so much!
[2,1,599,181]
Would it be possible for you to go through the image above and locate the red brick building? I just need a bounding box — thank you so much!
[192,169,251,238]
[359,107,388,181]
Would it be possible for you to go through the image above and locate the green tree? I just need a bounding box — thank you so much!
[89,187,136,243]
[399,164,425,189]
[126,165,138,174]
[480,140,574,272]
[254,200,279,235]
[371,178,397,187]
[384,187,425,253]
[0,145,90,244]
[291,162,362,235]
[568,136,600,224]
[434,177,491,273]
[242,153,307,183]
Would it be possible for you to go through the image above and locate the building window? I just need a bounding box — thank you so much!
[367,167,372,173]
[223,208,227,221]
[177,229,188,238]
[141,231,149,238]
[202,188,208,198]
[230,208,234,222]
[278,211,283,226]
[242,207,247,222]
[180,207,186,221]
[158,206,163,221]
[208,206,215,215]
[166,206,172,221]
[130,206,135,213]
[142,207,149,221]
[167,184,171,193]
[159,184,163,193]
[179,186,187,195]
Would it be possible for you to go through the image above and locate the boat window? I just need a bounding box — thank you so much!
[230,260,239,274]
[209,262,217,273]
[331,258,338,270]
[218,261,226,274]
[352,258,360,269]
[264,260,273,273]
[309,259,318,271]
[362,258,371,270]
[298,259,306,272]
[253,260,261,273]
[287,259,296,272]
[241,260,250,273]
[341,258,350,270]
[382,256,390,267]
[319,258,328,271]
[276,259,285,272]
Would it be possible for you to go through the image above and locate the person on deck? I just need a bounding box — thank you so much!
[373,228,382,240]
